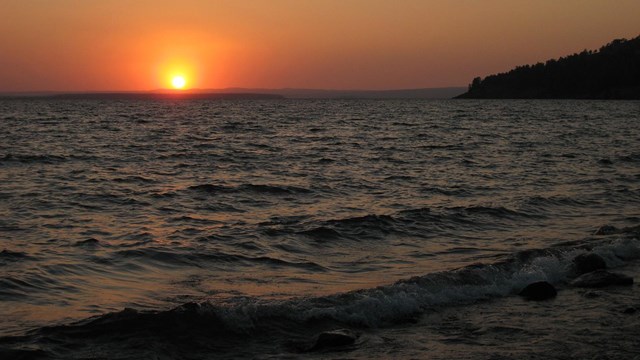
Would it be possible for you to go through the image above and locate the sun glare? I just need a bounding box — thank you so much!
[171,75,187,89]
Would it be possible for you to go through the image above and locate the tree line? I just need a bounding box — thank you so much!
[457,35,640,99]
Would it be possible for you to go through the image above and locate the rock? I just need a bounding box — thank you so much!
[519,281,557,300]
[0,348,49,360]
[622,307,637,314]
[594,225,619,235]
[622,225,640,235]
[573,253,607,275]
[582,291,601,299]
[570,270,633,288]
[311,329,358,351]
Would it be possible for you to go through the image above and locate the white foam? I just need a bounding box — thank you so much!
[207,236,640,329]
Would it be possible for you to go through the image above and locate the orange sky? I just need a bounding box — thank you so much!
[1,0,638,92]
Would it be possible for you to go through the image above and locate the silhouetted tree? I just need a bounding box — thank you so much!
[469,77,482,91]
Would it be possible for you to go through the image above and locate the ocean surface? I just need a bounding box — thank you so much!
[1,99,639,359]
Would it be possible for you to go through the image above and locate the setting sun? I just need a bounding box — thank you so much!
[171,75,186,89]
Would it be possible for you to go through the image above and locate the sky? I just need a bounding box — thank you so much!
[1,0,639,92]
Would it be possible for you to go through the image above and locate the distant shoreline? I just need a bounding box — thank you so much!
[0,92,286,100]
[0,87,467,100]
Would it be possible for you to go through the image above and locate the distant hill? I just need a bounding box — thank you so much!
[457,35,640,99]
[212,87,467,99]
[45,92,285,100]
[0,87,466,100]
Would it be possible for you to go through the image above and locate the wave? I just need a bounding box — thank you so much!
[599,153,640,165]
[111,175,157,184]
[522,195,589,208]
[0,153,67,164]
[72,192,151,207]
[0,271,79,301]
[167,215,223,225]
[72,238,103,247]
[240,184,313,195]
[456,205,542,219]
[6,229,639,355]
[111,247,326,272]
[0,153,97,165]
[400,205,537,224]
[188,183,314,195]
[617,153,640,163]
[0,250,32,266]
[187,184,231,193]
[420,186,472,196]
[297,226,342,239]
[284,214,398,241]
[0,222,28,232]
[269,205,544,241]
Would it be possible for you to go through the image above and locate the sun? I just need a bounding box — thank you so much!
[171,75,187,89]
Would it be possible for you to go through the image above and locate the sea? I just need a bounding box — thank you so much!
[1,99,639,359]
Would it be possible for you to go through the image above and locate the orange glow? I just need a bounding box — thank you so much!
[149,31,223,91]
[156,56,203,90]
[171,75,186,89]
[1,1,639,91]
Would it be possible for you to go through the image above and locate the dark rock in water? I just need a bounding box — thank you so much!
[622,224,640,235]
[570,270,633,288]
[594,225,619,235]
[623,307,637,314]
[519,281,557,301]
[311,329,358,351]
[0,348,49,360]
[573,253,607,275]
[582,291,602,299]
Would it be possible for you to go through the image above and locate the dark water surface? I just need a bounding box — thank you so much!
[1,99,639,358]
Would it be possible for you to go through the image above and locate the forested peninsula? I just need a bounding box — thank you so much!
[457,35,640,99]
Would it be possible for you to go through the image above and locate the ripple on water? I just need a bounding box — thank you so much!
[0,99,639,345]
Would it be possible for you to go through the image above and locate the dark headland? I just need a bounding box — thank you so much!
[457,35,640,99]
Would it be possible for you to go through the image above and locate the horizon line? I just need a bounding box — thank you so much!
[0,86,467,95]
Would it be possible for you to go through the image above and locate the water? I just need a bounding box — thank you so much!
[1,99,639,358]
